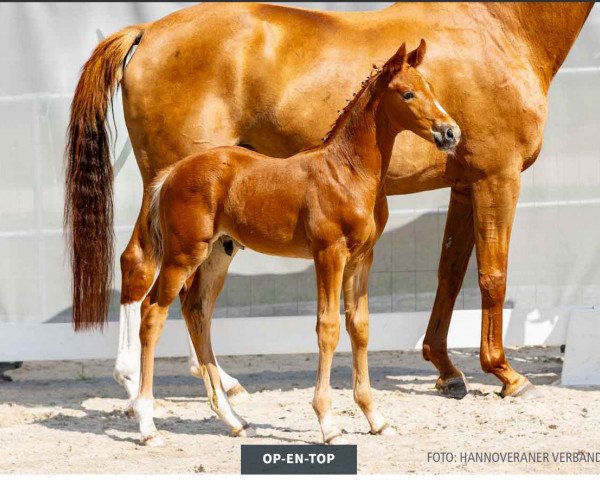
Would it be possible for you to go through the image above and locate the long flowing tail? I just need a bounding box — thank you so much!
[65,24,146,331]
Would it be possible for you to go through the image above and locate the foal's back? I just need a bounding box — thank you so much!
[162,145,347,258]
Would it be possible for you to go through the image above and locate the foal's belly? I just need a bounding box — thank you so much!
[220,222,313,260]
[219,183,313,260]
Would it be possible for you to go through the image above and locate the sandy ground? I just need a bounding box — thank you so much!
[1,346,599,474]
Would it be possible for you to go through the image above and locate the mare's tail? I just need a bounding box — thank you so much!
[65,24,146,331]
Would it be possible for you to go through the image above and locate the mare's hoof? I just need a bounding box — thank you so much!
[501,379,541,399]
[436,374,469,399]
[141,434,164,447]
[227,384,251,405]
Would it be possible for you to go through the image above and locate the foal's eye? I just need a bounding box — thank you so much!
[402,91,415,100]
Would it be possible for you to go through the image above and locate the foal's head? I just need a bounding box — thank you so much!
[380,39,460,152]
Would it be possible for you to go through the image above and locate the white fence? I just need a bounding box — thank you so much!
[0,3,599,361]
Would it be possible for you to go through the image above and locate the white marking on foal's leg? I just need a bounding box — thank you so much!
[133,397,162,446]
[187,334,202,378]
[199,365,249,436]
[187,334,249,403]
[365,409,395,436]
[113,301,142,413]
[318,412,342,444]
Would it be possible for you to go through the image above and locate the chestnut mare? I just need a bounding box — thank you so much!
[65,3,593,411]
[131,41,459,445]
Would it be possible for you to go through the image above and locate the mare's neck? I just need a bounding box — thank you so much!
[483,3,593,87]
[326,81,397,186]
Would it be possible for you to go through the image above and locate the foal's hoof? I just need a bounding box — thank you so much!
[141,434,164,447]
[227,384,251,405]
[371,423,396,437]
[124,399,136,418]
[501,379,541,399]
[323,427,343,445]
[232,424,253,437]
[436,374,469,399]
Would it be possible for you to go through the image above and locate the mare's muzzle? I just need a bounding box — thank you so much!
[433,124,461,151]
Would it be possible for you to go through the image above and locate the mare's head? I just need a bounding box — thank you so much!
[380,39,460,152]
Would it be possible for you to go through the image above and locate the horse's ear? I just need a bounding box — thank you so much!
[407,38,427,68]
[384,42,407,76]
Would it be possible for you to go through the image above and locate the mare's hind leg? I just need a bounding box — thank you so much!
[133,244,209,446]
[182,252,250,437]
[114,201,157,415]
[184,238,249,403]
[343,253,394,436]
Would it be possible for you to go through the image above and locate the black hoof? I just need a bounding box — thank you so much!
[436,374,469,399]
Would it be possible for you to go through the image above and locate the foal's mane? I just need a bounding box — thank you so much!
[321,64,387,144]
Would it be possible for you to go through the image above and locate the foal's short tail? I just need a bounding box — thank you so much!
[148,167,175,265]
[65,24,146,331]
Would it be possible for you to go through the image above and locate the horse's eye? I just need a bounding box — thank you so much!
[402,91,414,100]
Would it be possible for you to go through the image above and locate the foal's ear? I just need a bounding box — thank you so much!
[407,38,427,68]
[384,42,407,76]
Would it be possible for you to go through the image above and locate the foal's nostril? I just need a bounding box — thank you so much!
[445,128,455,140]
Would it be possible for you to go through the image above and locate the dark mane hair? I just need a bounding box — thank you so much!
[321,65,387,144]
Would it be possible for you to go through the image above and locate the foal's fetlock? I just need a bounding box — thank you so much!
[226,383,251,404]
[231,422,253,437]
[365,410,395,436]
[322,426,343,444]
[370,421,395,436]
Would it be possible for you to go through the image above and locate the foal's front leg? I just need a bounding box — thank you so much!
[312,247,346,444]
[343,254,394,436]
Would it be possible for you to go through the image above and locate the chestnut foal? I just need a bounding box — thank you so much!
[134,40,460,445]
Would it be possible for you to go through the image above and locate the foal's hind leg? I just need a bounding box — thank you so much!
[114,206,157,415]
[343,254,394,436]
[133,248,208,446]
[182,255,250,437]
[184,238,249,403]
[187,335,248,403]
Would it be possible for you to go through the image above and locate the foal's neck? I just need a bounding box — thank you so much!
[326,79,396,187]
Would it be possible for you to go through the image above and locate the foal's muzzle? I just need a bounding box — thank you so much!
[433,124,461,151]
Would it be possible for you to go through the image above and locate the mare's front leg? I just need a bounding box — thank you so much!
[182,246,250,436]
[471,173,534,397]
[343,253,394,436]
[312,246,346,444]
[422,187,474,398]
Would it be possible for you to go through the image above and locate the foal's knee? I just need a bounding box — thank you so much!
[316,313,340,351]
[345,313,369,349]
